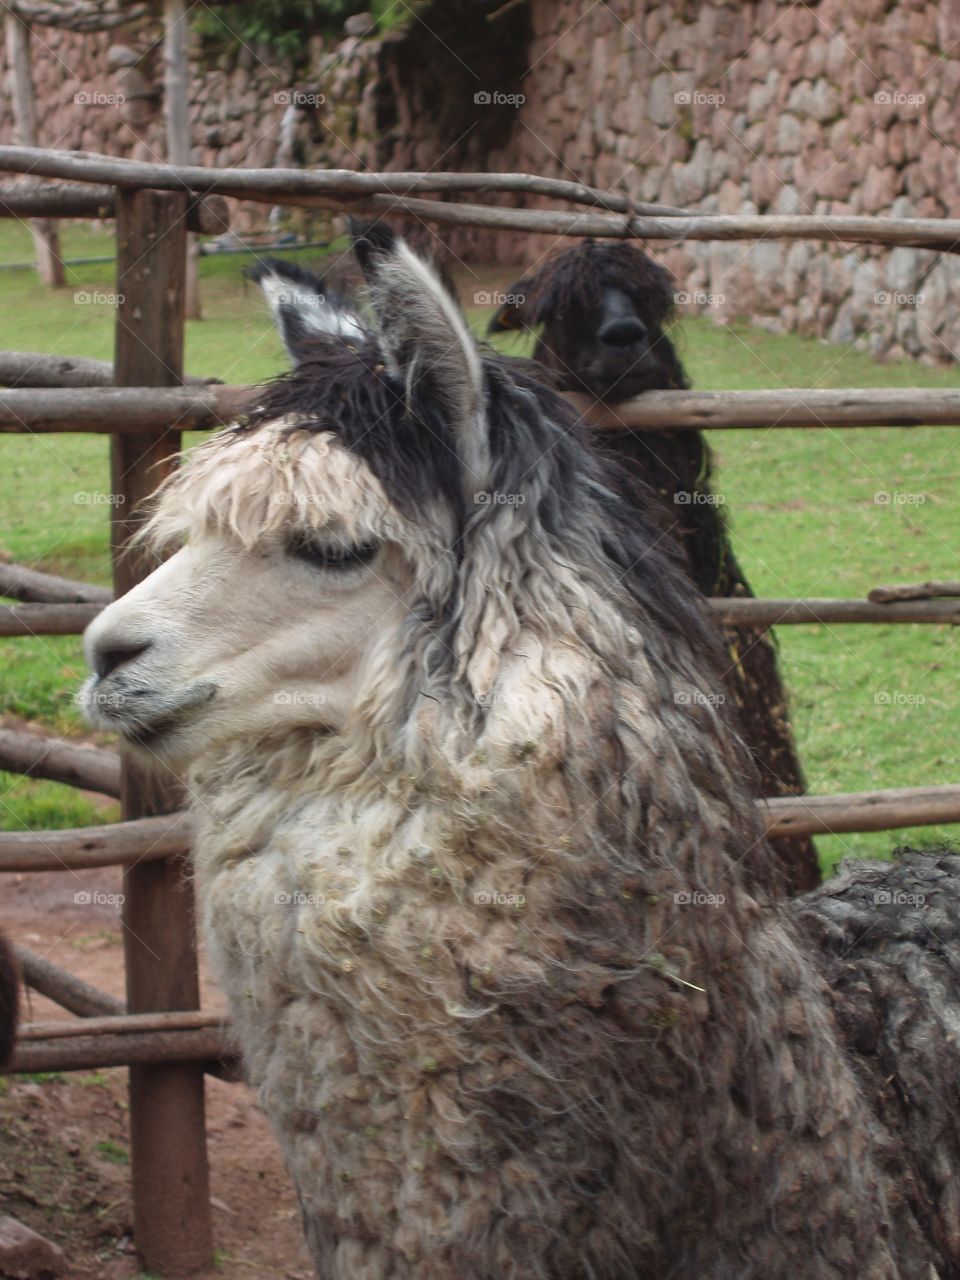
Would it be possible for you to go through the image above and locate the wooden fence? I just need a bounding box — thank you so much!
[2,145,960,1273]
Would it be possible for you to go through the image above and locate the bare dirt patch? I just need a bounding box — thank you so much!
[2,868,312,1280]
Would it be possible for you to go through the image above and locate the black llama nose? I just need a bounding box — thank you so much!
[597,315,647,347]
[94,639,152,680]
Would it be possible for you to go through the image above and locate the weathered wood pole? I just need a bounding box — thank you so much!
[163,0,200,319]
[2,11,65,286]
[112,187,213,1274]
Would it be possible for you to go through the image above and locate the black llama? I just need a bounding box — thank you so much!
[491,239,818,892]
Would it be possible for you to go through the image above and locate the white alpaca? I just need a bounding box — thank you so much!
[82,227,944,1279]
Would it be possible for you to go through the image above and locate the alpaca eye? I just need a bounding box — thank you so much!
[289,536,380,571]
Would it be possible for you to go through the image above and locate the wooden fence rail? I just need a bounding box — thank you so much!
[16,945,124,1017]
[714,598,960,626]
[7,595,960,638]
[0,155,692,219]
[575,387,960,430]
[0,603,104,634]
[0,350,218,389]
[0,560,111,603]
[10,1023,231,1073]
[0,813,189,871]
[760,785,960,837]
[0,726,120,795]
[0,384,243,433]
[2,147,960,251]
[4,385,960,437]
[0,181,229,234]
[2,787,958,878]
[13,947,240,1080]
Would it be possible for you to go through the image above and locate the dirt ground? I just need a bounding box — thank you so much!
[1,865,314,1280]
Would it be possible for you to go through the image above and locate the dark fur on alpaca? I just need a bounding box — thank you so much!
[492,239,818,893]
[0,932,20,1068]
[793,846,960,1275]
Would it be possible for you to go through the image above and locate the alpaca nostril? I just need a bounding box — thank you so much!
[598,317,647,347]
[95,640,152,680]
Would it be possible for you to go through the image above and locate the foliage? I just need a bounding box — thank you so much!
[192,0,404,57]
[94,1138,130,1164]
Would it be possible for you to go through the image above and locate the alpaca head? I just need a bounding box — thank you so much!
[490,239,689,400]
[81,226,729,797]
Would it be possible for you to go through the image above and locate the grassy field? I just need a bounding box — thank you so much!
[2,219,959,875]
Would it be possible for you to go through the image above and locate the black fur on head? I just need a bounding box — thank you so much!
[490,238,688,401]
[244,255,365,364]
[489,238,731,592]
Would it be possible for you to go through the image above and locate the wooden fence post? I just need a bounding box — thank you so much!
[2,11,65,286]
[163,0,201,320]
[112,187,213,1275]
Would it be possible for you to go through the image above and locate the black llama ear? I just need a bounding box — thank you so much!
[488,276,535,334]
[244,256,364,364]
[352,220,489,493]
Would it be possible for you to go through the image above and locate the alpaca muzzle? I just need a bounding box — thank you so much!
[81,619,219,751]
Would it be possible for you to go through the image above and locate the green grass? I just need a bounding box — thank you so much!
[672,320,960,870]
[1,220,959,874]
[94,1138,129,1165]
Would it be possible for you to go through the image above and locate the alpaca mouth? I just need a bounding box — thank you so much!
[124,708,193,749]
[85,680,218,748]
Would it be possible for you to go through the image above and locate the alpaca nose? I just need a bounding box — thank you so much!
[93,638,152,680]
[598,316,647,347]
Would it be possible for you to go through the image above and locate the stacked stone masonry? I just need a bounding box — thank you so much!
[2,0,959,361]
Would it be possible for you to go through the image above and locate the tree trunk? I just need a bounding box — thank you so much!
[3,11,65,286]
[163,0,200,319]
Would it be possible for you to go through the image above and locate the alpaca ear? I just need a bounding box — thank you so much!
[244,256,364,364]
[488,277,534,333]
[352,220,489,493]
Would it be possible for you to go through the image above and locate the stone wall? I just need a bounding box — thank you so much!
[461,0,960,363]
[0,19,383,234]
[3,0,960,360]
